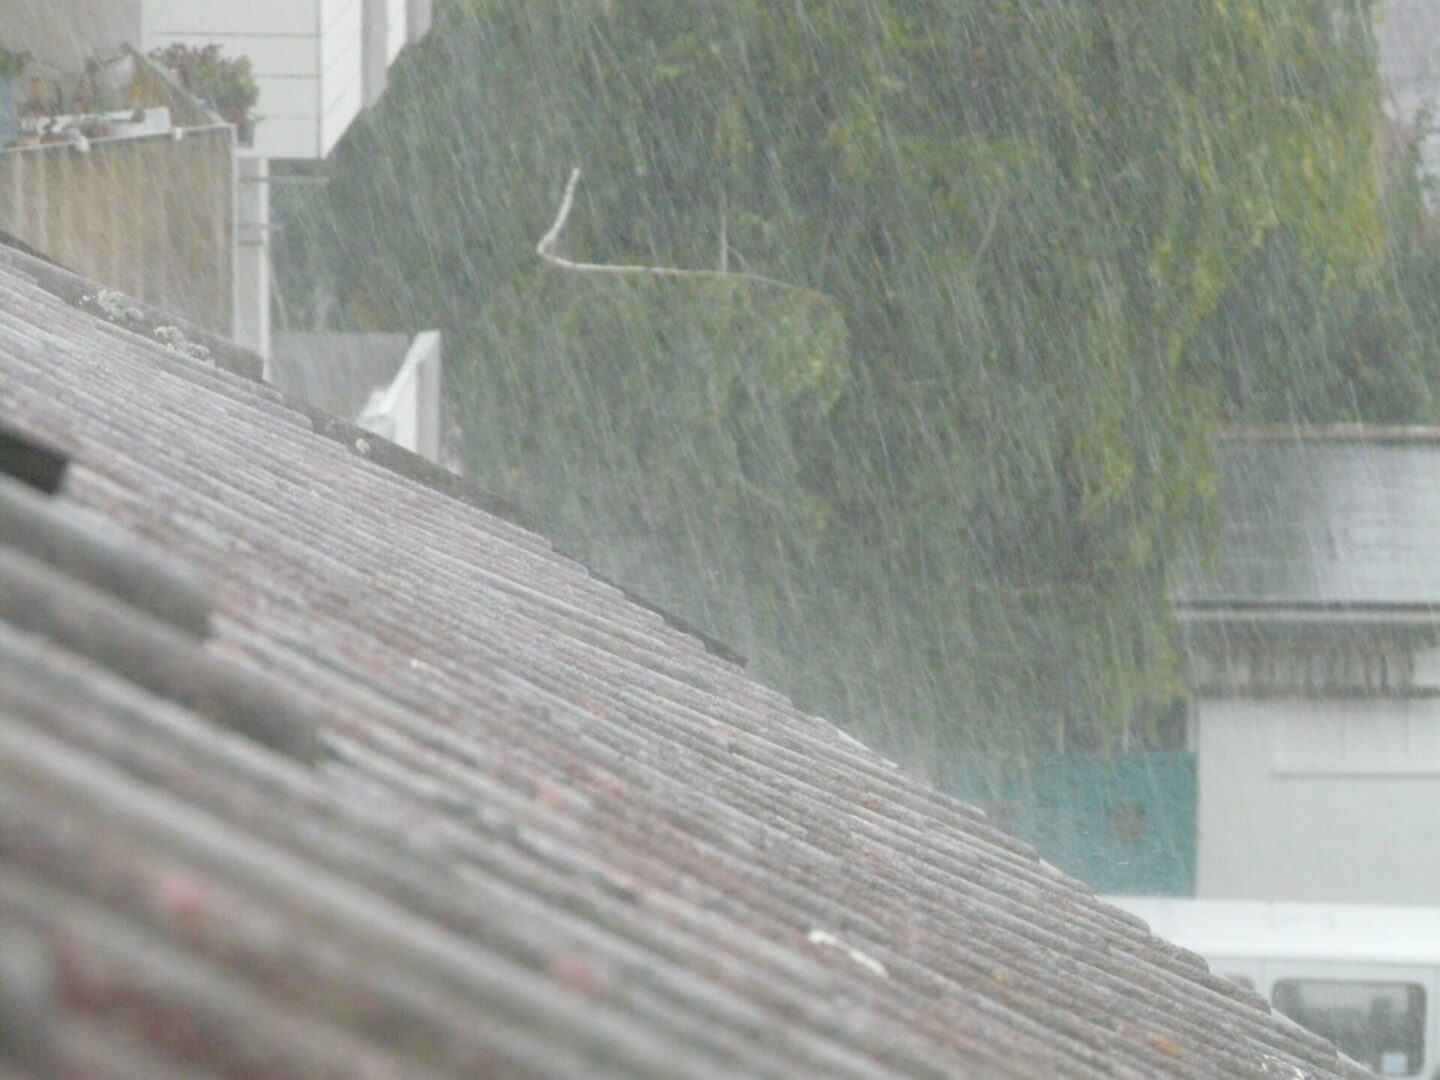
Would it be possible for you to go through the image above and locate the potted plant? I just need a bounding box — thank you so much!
[0,44,31,148]
[149,43,258,145]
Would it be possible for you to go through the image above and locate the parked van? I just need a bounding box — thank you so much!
[1107,896,1440,1077]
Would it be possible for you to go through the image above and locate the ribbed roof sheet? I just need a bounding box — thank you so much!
[0,248,1363,1078]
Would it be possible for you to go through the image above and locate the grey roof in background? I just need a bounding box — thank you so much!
[271,330,411,421]
[1178,428,1440,611]
[0,246,1365,1079]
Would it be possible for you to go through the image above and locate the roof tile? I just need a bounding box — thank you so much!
[0,246,1357,1078]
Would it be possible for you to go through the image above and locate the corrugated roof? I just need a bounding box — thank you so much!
[1178,427,1440,612]
[0,247,1366,1078]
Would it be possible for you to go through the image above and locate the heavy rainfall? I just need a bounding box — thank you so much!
[5,0,1440,1076]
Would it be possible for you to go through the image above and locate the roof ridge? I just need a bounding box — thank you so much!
[0,242,748,668]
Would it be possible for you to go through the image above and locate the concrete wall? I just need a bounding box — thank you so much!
[0,126,234,336]
[1195,639,1440,904]
[0,0,141,69]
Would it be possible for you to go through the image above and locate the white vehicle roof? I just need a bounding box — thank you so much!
[1106,896,1440,966]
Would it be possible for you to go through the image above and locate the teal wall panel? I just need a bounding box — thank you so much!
[939,751,1196,895]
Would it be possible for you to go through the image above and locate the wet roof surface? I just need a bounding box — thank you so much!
[1179,431,1440,610]
[0,247,1364,1078]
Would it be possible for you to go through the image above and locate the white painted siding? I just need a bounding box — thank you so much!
[172,34,320,75]
[146,0,319,37]
[320,0,354,28]
[143,0,367,159]
[139,0,429,158]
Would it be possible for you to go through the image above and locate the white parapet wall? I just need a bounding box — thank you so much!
[356,330,442,461]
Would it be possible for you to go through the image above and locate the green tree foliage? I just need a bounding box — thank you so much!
[279,0,1425,765]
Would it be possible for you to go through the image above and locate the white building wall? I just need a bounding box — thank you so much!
[1196,674,1440,904]
[143,0,363,160]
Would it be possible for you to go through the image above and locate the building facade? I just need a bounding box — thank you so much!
[1179,428,1440,904]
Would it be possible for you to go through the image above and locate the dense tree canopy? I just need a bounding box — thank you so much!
[278,0,1438,767]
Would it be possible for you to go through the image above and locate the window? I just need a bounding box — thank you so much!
[1272,979,1426,1077]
